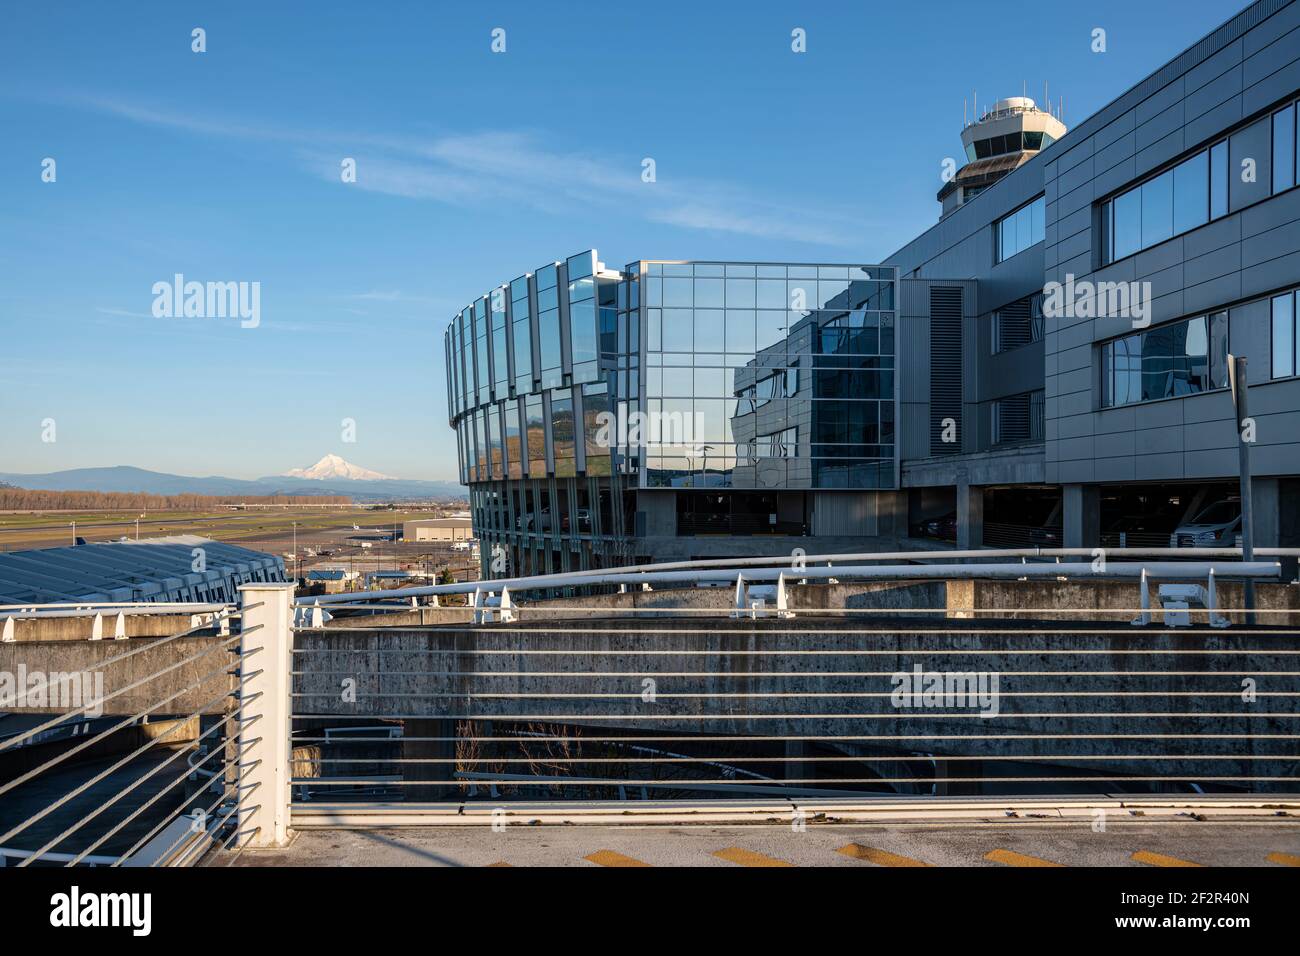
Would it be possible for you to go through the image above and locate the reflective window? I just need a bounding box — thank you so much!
[511,276,532,393]
[1208,311,1229,389]
[1172,151,1209,235]
[1210,140,1228,219]
[1276,105,1296,193]
[1273,292,1295,379]
[1112,188,1141,261]
[1104,100,1300,263]
[486,403,503,479]
[694,309,724,352]
[525,395,545,477]
[643,261,896,490]
[1140,171,1173,249]
[995,196,1045,263]
[551,389,575,477]
[474,299,490,406]
[1102,314,1221,407]
[536,263,562,389]
[505,400,522,479]
[490,288,509,395]
[582,385,611,477]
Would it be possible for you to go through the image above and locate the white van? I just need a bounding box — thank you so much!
[1170,500,1242,547]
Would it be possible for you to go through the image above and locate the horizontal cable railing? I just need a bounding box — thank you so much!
[0,588,285,866]
[287,608,1300,805]
[981,522,1063,548]
[9,556,1300,851]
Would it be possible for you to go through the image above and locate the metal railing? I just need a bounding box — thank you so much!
[0,588,282,866]
[281,549,1300,821]
[290,544,1296,607]
[6,551,1300,854]
[286,615,1300,810]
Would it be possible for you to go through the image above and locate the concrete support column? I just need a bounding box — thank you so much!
[237,583,295,848]
[1251,477,1280,548]
[1063,484,1100,549]
[956,479,983,551]
[638,489,677,537]
[402,718,457,801]
[874,490,909,542]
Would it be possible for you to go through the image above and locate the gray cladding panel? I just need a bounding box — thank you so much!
[889,1,1300,486]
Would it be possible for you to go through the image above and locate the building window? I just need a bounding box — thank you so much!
[1104,98,1300,264]
[995,196,1045,263]
[1100,312,1226,407]
[525,395,545,477]
[1105,148,1215,262]
[536,263,562,390]
[1272,292,1296,379]
[991,293,1044,353]
[511,275,532,394]
[551,388,576,477]
[1276,104,1297,193]
[992,390,1044,445]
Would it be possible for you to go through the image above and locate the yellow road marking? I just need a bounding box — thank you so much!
[585,849,651,867]
[1131,850,1203,868]
[984,848,1064,867]
[837,844,931,867]
[486,861,512,867]
[1266,852,1300,867]
[713,846,794,867]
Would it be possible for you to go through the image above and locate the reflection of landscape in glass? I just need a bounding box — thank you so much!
[1101,311,1228,407]
[444,252,897,492]
[641,262,897,490]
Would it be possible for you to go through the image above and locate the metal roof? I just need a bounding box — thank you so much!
[0,535,285,605]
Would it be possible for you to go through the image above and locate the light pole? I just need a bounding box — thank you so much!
[1229,355,1256,625]
[70,520,76,545]
[136,513,144,540]
[293,521,298,581]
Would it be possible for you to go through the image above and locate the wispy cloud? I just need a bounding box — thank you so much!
[95,306,153,319]
[58,93,866,248]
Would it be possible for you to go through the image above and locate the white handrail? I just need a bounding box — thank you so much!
[297,559,1284,607]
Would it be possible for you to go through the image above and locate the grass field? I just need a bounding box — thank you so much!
[0,506,446,553]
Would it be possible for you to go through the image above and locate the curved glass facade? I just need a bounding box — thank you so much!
[443,251,898,576]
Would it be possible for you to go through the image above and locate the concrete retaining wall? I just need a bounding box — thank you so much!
[292,616,1300,788]
[0,635,235,716]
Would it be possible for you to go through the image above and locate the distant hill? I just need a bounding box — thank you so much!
[0,465,465,502]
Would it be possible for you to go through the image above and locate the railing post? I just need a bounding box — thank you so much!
[237,583,295,848]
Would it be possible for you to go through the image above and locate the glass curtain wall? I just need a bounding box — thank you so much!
[640,261,897,490]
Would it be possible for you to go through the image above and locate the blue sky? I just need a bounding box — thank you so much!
[0,0,1242,481]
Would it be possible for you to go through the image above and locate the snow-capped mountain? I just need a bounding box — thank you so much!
[283,454,395,481]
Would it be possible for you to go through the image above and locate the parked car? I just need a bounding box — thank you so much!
[919,512,957,541]
[1170,499,1242,547]
[1027,525,1061,546]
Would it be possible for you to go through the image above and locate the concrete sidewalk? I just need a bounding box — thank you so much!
[225,818,1300,868]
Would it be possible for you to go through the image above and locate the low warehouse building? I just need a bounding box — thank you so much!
[0,535,286,605]
[402,518,473,542]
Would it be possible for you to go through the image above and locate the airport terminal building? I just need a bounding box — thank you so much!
[444,0,1300,576]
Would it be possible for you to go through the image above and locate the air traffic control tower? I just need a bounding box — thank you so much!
[938,96,1068,217]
